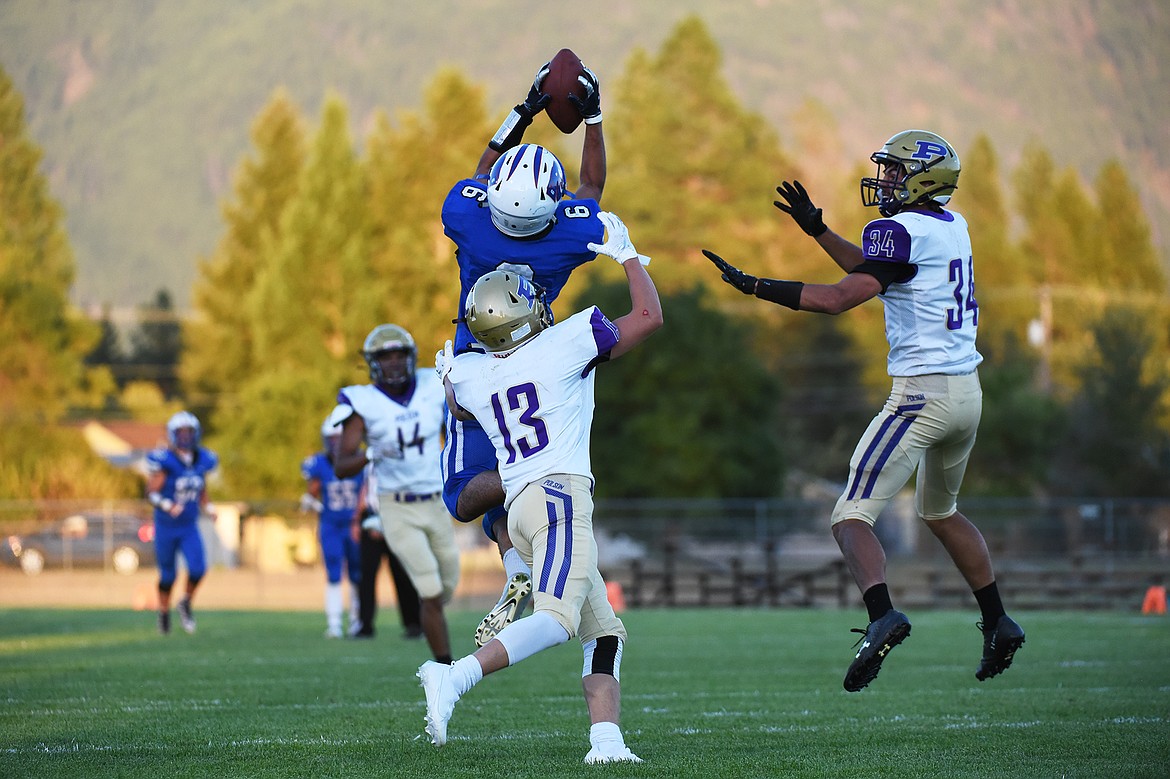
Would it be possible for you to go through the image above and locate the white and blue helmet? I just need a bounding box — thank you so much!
[486,144,566,237]
[167,411,201,451]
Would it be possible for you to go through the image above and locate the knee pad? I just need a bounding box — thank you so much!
[158,579,174,594]
[582,635,623,681]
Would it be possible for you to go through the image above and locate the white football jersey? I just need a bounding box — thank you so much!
[446,307,620,509]
[338,373,446,493]
[861,208,983,377]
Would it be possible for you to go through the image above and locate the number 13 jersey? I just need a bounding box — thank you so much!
[445,307,620,510]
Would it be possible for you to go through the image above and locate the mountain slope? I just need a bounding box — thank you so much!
[1,0,1166,310]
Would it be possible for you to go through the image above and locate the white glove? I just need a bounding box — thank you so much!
[587,211,650,266]
[365,443,403,463]
[299,493,324,513]
[435,339,454,381]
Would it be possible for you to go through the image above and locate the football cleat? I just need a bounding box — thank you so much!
[177,597,196,634]
[157,610,171,635]
[584,745,643,764]
[843,609,911,692]
[417,661,460,747]
[474,572,533,647]
[975,615,1025,681]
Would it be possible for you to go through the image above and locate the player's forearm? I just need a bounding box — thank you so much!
[610,260,663,358]
[576,123,606,202]
[815,229,865,273]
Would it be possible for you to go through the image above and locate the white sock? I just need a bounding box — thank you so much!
[502,548,530,581]
[325,583,343,632]
[347,582,360,623]
[494,611,569,665]
[450,655,483,697]
[589,721,625,750]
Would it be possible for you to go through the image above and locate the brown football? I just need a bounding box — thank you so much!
[543,48,586,134]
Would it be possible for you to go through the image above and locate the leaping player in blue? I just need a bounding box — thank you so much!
[146,411,219,636]
[439,56,607,648]
[301,405,365,638]
[702,129,1025,691]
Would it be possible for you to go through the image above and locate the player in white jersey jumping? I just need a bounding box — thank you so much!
[333,324,458,665]
[703,129,1024,691]
[418,212,661,764]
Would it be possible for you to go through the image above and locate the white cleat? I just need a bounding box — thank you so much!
[177,598,196,634]
[584,745,643,764]
[417,661,459,746]
[475,573,533,647]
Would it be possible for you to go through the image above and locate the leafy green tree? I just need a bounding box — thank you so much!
[0,66,135,499]
[602,15,797,291]
[181,88,308,417]
[364,68,491,357]
[1051,307,1170,497]
[966,334,1066,496]
[215,93,373,496]
[0,65,98,420]
[575,279,782,498]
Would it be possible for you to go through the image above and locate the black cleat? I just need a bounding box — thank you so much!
[975,615,1025,681]
[158,611,171,635]
[844,609,911,692]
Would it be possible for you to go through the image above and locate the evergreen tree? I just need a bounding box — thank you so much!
[180,88,308,417]
[1051,307,1170,497]
[221,93,372,496]
[576,279,782,498]
[0,66,134,499]
[364,68,491,357]
[125,288,182,398]
[602,15,797,290]
[0,65,98,421]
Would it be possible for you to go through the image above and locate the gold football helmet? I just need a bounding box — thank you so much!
[464,270,552,353]
[361,323,416,386]
[861,129,960,217]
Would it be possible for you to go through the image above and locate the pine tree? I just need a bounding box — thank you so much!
[180,88,308,417]
[0,65,98,422]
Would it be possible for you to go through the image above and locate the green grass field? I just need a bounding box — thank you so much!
[1,607,1167,778]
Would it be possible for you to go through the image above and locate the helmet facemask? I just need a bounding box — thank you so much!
[362,324,417,391]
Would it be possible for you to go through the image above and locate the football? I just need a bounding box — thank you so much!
[543,48,587,134]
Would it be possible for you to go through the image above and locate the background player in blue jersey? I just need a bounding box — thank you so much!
[301,405,364,638]
[146,411,218,635]
[440,57,608,647]
[420,212,660,763]
[703,129,1024,691]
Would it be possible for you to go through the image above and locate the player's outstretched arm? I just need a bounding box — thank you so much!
[587,212,662,358]
[474,62,553,178]
[774,179,865,273]
[573,65,605,202]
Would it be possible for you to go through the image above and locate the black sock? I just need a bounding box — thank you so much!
[973,582,1006,625]
[436,655,453,665]
[862,583,894,622]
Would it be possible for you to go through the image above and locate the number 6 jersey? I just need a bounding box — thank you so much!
[445,307,620,510]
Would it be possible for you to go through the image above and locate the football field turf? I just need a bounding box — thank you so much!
[1,607,1167,778]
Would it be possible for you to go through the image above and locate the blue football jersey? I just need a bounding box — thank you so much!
[145,446,218,524]
[301,452,364,528]
[442,178,605,353]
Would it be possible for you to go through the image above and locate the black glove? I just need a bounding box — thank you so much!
[774,180,827,237]
[489,63,553,152]
[567,65,602,124]
[517,61,553,121]
[702,249,757,295]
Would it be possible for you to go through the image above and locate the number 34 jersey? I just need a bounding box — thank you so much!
[445,307,620,510]
[861,207,982,377]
